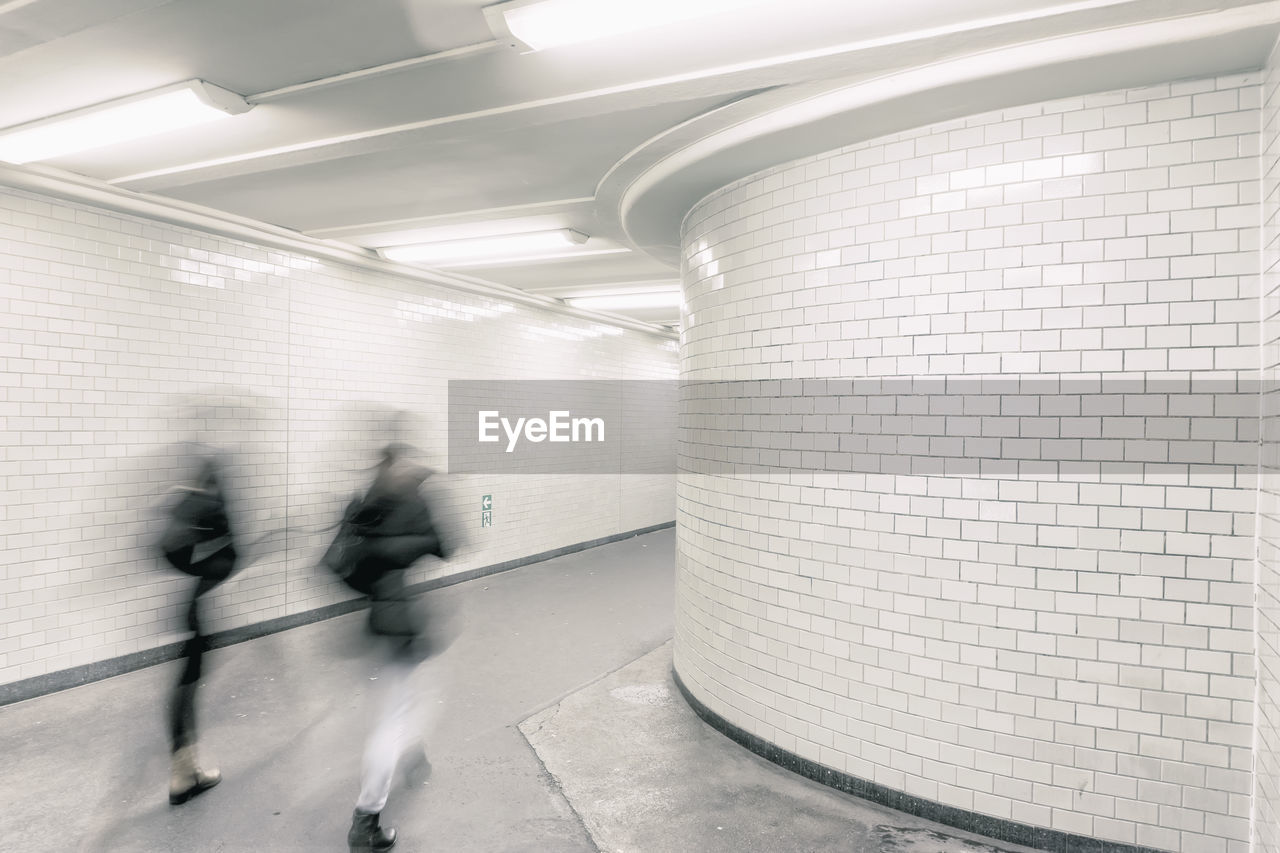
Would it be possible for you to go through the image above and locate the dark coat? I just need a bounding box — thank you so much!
[346,460,446,651]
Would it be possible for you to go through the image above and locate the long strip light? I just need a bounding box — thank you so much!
[485,0,773,51]
[566,291,682,311]
[0,80,254,165]
[381,228,588,265]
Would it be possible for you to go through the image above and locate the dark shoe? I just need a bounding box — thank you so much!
[348,810,396,852]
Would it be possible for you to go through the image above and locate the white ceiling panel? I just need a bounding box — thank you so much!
[0,0,1276,332]
[150,95,738,233]
[0,0,176,59]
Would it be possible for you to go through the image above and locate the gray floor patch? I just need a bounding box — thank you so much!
[877,826,1021,852]
[608,683,672,706]
[521,641,1042,853]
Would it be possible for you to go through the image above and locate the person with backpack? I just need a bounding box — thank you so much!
[327,442,449,853]
[157,452,239,805]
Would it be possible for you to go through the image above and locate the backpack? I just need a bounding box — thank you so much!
[321,495,375,593]
[321,469,446,594]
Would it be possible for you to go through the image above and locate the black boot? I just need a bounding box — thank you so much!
[348,810,396,852]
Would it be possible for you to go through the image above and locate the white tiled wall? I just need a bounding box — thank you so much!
[0,187,676,690]
[1258,36,1280,853]
[676,73,1261,852]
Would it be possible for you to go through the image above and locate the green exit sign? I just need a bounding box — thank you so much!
[481,494,492,527]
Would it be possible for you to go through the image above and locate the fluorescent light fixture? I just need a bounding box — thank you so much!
[435,247,629,269]
[381,229,588,264]
[554,280,680,299]
[566,291,682,311]
[0,80,253,164]
[485,0,772,51]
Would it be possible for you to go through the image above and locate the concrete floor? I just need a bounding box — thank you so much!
[523,641,1038,853]
[0,528,1033,853]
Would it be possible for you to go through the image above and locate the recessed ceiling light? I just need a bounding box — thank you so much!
[485,0,772,52]
[381,228,589,265]
[0,80,253,164]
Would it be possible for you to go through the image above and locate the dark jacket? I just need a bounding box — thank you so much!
[160,460,237,581]
[347,459,445,645]
[352,461,442,571]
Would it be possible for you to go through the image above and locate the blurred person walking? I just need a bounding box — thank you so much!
[157,451,239,805]
[323,442,452,853]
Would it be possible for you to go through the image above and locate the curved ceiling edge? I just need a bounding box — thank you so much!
[603,4,1280,268]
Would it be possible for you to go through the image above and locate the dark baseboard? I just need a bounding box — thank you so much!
[403,520,675,599]
[0,521,674,708]
[671,666,1171,853]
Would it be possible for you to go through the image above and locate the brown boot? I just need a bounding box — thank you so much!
[348,809,396,852]
[169,744,221,804]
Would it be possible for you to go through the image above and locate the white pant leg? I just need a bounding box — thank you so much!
[356,657,419,814]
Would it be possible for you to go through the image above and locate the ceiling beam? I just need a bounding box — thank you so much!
[303,197,596,241]
[247,40,502,103]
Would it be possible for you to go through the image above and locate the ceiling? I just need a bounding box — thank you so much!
[1,0,1278,332]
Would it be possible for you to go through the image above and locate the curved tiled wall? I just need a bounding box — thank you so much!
[675,74,1261,853]
[1258,39,1280,853]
